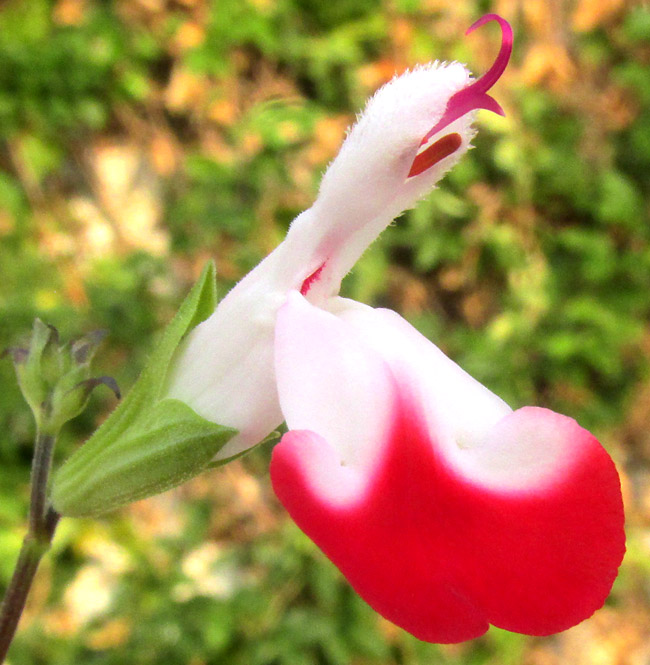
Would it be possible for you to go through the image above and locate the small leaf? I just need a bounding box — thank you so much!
[52,399,236,517]
[63,261,218,458]
[50,261,236,517]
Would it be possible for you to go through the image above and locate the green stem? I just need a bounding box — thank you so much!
[0,427,60,663]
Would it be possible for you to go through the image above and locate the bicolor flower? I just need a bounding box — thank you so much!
[166,14,625,642]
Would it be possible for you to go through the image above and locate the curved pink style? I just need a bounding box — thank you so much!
[425,13,512,141]
[408,14,512,178]
[272,401,625,643]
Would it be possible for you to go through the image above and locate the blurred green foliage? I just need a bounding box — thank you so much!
[1,0,649,663]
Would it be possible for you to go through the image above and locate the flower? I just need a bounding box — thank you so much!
[167,15,513,461]
[271,293,624,643]
[167,13,625,642]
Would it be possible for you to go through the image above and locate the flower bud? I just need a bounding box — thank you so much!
[3,320,118,433]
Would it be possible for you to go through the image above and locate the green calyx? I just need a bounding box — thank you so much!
[51,261,237,517]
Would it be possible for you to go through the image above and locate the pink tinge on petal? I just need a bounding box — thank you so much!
[407,14,512,180]
[300,262,326,296]
[271,398,625,643]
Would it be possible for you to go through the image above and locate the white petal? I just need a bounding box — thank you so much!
[328,299,597,494]
[458,406,598,493]
[282,62,476,300]
[165,251,290,460]
[274,292,396,482]
[328,297,512,453]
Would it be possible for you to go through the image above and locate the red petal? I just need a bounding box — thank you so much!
[271,400,625,643]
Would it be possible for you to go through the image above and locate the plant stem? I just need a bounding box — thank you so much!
[28,431,56,537]
[0,428,61,663]
[0,535,48,661]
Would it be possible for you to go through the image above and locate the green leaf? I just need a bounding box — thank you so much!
[57,261,217,459]
[51,261,237,517]
[51,399,235,517]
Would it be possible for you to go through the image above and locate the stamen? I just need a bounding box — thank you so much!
[407,133,462,179]
[300,262,326,295]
